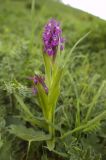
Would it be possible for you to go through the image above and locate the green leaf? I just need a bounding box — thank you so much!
[36,83,48,119]
[48,67,63,112]
[46,68,63,150]
[51,149,68,158]
[47,139,55,151]
[15,94,34,118]
[85,80,106,120]
[43,52,51,88]
[9,125,51,142]
[61,110,106,139]
[0,141,3,149]
[15,94,47,129]
[0,141,12,160]
[64,31,90,67]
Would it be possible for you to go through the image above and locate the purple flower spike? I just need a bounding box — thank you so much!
[29,75,48,94]
[32,87,37,95]
[43,19,64,56]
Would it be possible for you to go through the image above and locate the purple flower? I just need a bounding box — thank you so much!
[43,19,64,56]
[29,75,48,94]
[32,87,37,95]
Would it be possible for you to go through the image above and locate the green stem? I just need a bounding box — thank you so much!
[26,141,31,160]
[47,111,55,151]
[61,124,86,139]
[29,0,36,52]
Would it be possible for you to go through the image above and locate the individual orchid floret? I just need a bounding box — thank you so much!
[43,19,64,56]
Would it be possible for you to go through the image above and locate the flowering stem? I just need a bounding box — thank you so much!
[47,111,55,150]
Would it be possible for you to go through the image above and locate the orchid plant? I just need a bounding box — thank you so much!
[9,19,65,152]
[9,19,89,155]
[29,19,65,150]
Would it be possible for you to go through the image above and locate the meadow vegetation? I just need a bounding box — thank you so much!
[0,0,106,160]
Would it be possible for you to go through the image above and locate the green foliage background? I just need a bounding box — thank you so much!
[0,0,106,160]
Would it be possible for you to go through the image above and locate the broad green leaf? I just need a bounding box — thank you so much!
[48,67,63,112]
[45,68,63,150]
[9,125,51,142]
[36,83,48,119]
[43,52,51,88]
